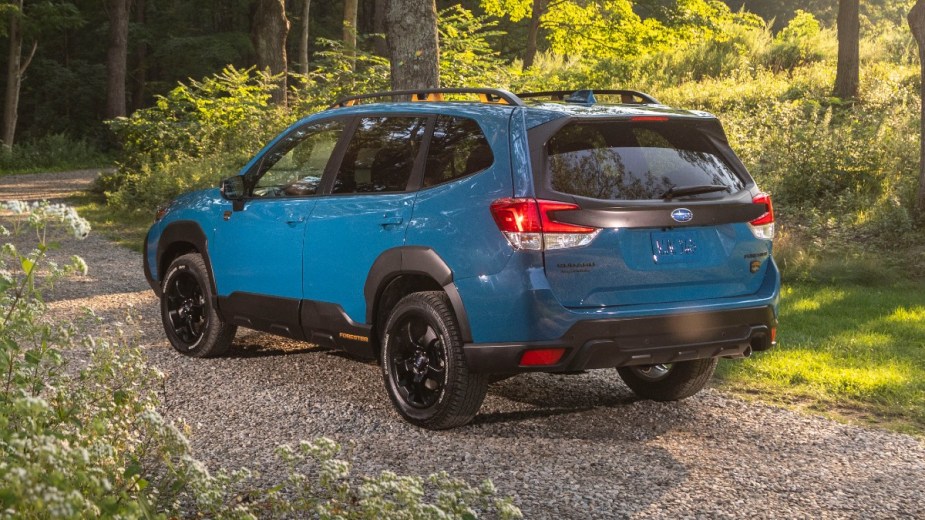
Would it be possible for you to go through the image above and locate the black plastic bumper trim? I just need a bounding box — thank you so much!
[464,305,776,374]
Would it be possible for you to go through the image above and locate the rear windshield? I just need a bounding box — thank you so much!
[545,121,745,201]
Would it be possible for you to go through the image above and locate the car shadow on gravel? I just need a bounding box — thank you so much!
[470,372,696,442]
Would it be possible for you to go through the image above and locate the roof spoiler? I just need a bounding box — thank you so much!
[516,89,660,105]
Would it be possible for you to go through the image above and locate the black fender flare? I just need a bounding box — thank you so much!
[153,220,218,298]
[364,246,472,343]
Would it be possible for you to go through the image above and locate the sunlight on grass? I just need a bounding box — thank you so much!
[716,283,925,434]
[748,349,913,398]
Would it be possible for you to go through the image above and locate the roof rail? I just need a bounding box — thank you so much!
[330,88,524,108]
[516,89,660,105]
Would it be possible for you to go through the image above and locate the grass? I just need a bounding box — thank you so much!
[69,192,150,252]
[715,282,925,435]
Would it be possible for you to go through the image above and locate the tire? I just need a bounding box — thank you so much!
[381,291,488,430]
[160,253,236,358]
[617,358,718,401]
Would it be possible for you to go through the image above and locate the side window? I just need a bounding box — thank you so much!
[252,120,345,198]
[423,116,493,188]
[332,117,427,194]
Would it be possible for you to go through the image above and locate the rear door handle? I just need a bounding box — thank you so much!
[285,216,305,226]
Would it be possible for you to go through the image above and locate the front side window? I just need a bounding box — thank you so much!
[546,121,745,201]
[424,116,494,187]
[332,117,427,194]
[251,120,345,198]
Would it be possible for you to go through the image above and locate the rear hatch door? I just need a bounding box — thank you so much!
[531,116,770,309]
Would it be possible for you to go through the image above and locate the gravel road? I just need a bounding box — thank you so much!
[3,170,925,519]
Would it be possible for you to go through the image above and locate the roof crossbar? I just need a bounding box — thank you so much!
[516,89,660,105]
[331,88,524,108]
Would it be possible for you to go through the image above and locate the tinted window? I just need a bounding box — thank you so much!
[333,117,427,194]
[546,121,745,201]
[252,120,344,198]
[424,116,493,187]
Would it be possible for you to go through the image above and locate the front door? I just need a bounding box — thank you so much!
[210,118,347,335]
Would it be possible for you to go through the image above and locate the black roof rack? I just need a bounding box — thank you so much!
[516,89,660,105]
[330,88,524,108]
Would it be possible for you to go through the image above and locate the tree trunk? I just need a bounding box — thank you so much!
[251,0,289,106]
[834,0,859,99]
[2,1,24,150]
[131,0,147,112]
[106,0,130,119]
[385,0,439,91]
[909,1,925,211]
[343,0,358,70]
[523,0,545,70]
[298,0,311,75]
[373,0,388,56]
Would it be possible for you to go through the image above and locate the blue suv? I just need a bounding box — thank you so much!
[144,88,780,429]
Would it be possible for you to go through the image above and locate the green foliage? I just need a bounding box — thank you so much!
[0,202,522,518]
[0,134,110,175]
[439,5,512,88]
[292,36,391,114]
[764,10,832,72]
[105,66,292,210]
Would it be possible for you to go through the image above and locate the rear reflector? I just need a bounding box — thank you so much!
[490,198,600,251]
[520,348,566,366]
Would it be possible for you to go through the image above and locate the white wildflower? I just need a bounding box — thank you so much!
[1,200,27,214]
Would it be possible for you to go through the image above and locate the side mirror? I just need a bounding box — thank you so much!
[221,176,245,200]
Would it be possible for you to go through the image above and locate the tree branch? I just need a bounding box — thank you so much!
[19,40,37,75]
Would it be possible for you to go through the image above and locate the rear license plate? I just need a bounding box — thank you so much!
[651,231,698,264]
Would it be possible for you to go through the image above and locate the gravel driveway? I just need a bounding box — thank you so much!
[3,170,924,519]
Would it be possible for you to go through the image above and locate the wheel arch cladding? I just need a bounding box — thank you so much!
[365,247,473,343]
[157,221,218,295]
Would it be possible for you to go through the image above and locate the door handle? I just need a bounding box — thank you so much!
[285,216,305,226]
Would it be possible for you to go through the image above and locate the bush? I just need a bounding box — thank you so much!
[0,201,522,518]
[104,66,292,211]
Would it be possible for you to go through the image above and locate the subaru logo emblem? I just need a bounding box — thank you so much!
[671,208,693,223]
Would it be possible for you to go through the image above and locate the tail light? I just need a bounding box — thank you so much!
[490,198,600,251]
[749,192,774,240]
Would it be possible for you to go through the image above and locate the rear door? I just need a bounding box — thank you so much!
[532,117,770,308]
[303,115,429,323]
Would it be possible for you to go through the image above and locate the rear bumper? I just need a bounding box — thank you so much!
[464,305,776,374]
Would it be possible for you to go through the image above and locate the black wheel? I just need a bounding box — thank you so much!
[160,253,236,357]
[616,358,718,401]
[381,291,487,430]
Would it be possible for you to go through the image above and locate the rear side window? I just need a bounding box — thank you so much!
[334,117,427,194]
[546,121,744,201]
[424,115,493,187]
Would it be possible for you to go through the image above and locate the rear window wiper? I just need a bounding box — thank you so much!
[661,185,729,200]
